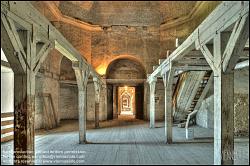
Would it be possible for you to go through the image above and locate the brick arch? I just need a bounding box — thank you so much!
[105,55,146,78]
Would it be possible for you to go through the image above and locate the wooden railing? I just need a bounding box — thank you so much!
[1,112,14,142]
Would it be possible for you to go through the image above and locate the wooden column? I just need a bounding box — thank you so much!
[213,70,234,165]
[93,77,101,128]
[14,72,35,165]
[213,33,235,165]
[198,13,248,164]
[149,77,157,128]
[1,15,53,164]
[163,63,175,144]
[72,62,90,144]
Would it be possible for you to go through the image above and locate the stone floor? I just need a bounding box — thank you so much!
[1,117,249,165]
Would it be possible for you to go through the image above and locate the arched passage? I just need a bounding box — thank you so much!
[105,57,146,120]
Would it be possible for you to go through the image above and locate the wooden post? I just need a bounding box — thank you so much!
[213,70,234,165]
[1,14,54,164]
[163,63,175,144]
[14,72,36,165]
[213,33,234,165]
[93,77,101,128]
[72,61,90,144]
[149,77,157,128]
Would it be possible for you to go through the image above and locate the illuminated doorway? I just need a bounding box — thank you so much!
[118,86,135,116]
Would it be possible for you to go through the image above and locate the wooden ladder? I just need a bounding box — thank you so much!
[176,71,212,127]
[187,71,212,113]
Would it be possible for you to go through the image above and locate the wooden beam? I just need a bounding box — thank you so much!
[1,127,14,134]
[159,59,165,65]
[1,120,13,126]
[234,60,249,70]
[1,1,103,84]
[2,13,36,165]
[222,14,249,72]
[195,1,249,49]
[200,44,216,71]
[106,79,145,84]
[1,112,14,118]
[1,135,14,143]
[176,58,208,65]
[33,42,54,73]
[1,15,26,72]
[175,65,211,71]
[147,2,249,83]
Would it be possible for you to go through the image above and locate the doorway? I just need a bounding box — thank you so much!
[107,84,144,120]
[118,86,135,116]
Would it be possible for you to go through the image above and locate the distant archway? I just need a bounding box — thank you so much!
[95,55,146,77]
[106,57,146,79]
[105,56,146,120]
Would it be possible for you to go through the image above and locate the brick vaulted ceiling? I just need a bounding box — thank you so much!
[54,1,197,27]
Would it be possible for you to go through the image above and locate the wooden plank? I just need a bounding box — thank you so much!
[222,14,249,72]
[1,135,14,143]
[1,112,14,118]
[1,127,14,134]
[1,120,14,126]
[49,94,58,126]
[42,96,51,130]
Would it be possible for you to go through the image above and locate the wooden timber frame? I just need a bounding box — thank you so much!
[147,1,249,165]
[1,1,104,165]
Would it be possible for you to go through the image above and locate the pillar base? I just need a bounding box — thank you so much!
[79,140,88,144]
